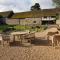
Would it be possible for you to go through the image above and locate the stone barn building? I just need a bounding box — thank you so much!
[11,8,60,26]
[0,8,60,26]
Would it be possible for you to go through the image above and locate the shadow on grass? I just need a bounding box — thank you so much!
[31,38,49,46]
[9,41,32,47]
[9,41,21,47]
[9,38,50,47]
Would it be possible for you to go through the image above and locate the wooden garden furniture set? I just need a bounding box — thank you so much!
[0,31,35,46]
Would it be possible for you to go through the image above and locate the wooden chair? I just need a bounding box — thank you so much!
[24,32,35,43]
[47,31,59,46]
[53,34,60,46]
[19,34,26,44]
[2,34,11,46]
[0,34,3,45]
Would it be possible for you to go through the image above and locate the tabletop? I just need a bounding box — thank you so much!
[10,31,29,35]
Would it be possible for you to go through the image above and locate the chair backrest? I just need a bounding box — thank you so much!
[0,34,3,40]
[26,33,35,38]
[2,34,10,41]
[53,35,60,41]
[47,31,59,36]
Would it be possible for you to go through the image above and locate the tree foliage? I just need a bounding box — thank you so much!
[31,3,41,11]
[0,15,6,24]
[0,15,3,18]
[52,0,60,7]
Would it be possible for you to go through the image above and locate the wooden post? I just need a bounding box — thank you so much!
[2,40,4,46]
[20,35,22,45]
[51,36,53,47]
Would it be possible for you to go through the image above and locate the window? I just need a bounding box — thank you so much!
[56,13,59,16]
[33,21,36,23]
[44,16,47,18]
[51,16,55,18]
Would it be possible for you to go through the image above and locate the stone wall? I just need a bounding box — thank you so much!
[5,18,19,25]
[56,20,60,25]
[20,18,41,26]
[6,18,42,26]
[56,14,60,25]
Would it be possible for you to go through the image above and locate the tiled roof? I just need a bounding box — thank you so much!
[0,11,14,18]
[11,8,59,19]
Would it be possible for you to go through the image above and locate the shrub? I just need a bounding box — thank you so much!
[0,25,15,32]
[14,25,27,31]
[14,25,32,31]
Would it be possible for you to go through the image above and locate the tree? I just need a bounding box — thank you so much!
[0,15,6,24]
[31,3,41,11]
[52,0,60,7]
[52,0,60,20]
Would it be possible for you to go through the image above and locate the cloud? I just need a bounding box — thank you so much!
[0,0,32,12]
[0,0,55,12]
[32,0,55,9]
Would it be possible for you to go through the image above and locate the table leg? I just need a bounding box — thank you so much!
[57,40,59,46]
[20,35,22,45]
[2,40,4,46]
[18,35,22,45]
[13,35,15,42]
[20,35,25,45]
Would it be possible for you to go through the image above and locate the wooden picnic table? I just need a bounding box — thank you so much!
[0,31,35,46]
[10,31,29,44]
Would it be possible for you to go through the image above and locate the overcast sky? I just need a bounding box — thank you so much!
[0,0,55,12]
